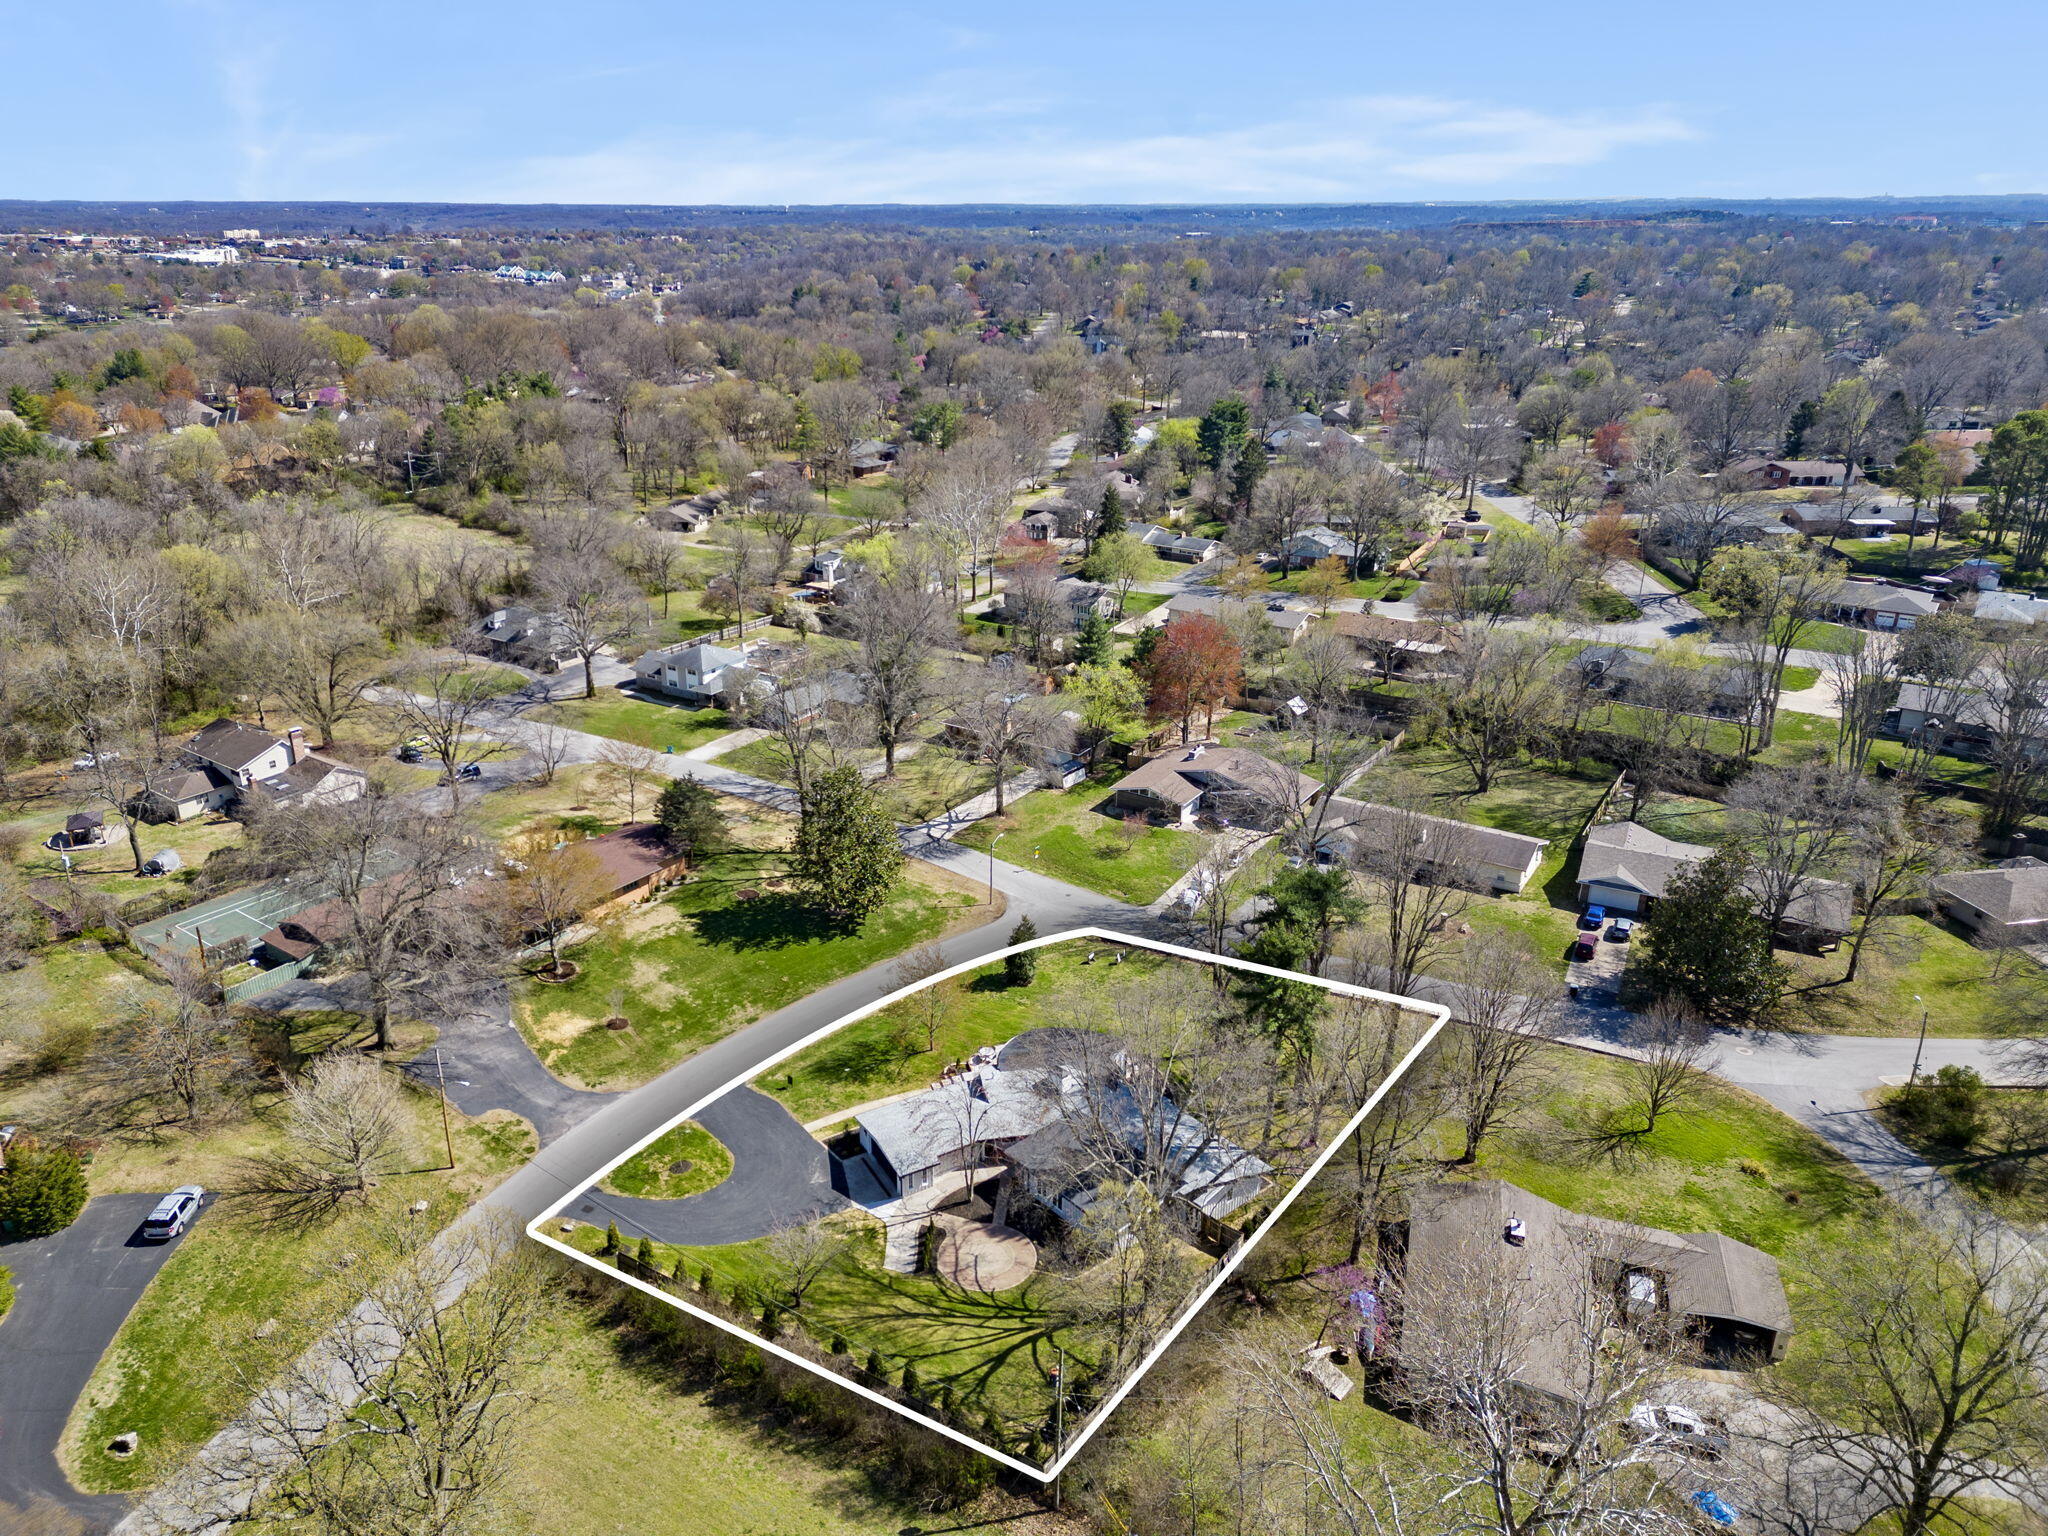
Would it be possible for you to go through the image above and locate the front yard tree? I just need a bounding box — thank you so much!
[1005,916,1038,985]
[653,776,725,866]
[501,833,613,978]
[1095,477,1127,541]
[842,567,951,774]
[792,765,903,930]
[593,738,663,821]
[0,1141,88,1237]
[1418,627,1558,794]
[386,653,509,809]
[765,1218,851,1310]
[1072,608,1114,665]
[1768,1211,2048,1536]
[239,1051,411,1223]
[1448,938,1562,1163]
[1634,844,1784,1024]
[263,784,504,1050]
[88,963,255,1124]
[1140,613,1242,745]
[950,670,1072,816]
[536,553,646,700]
[1079,531,1150,613]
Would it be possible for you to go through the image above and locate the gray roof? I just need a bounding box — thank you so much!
[1827,581,1940,618]
[635,640,747,678]
[1319,795,1547,877]
[858,1064,1070,1177]
[1400,1180,1791,1403]
[186,717,282,771]
[1579,820,1850,933]
[1976,591,2048,625]
[246,753,364,801]
[1111,745,1321,811]
[1934,859,2048,927]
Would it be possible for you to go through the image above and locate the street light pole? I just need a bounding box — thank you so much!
[988,831,1001,906]
[1909,993,1929,1085]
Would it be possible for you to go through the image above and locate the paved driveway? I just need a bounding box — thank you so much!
[0,1193,198,1525]
[561,1086,847,1246]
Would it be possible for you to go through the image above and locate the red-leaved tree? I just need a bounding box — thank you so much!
[1140,614,1243,744]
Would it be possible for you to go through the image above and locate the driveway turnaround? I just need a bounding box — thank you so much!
[0,1193,196,1524]
[563,1086,847,1246]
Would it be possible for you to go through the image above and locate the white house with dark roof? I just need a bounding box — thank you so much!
[138,718,367,823]
[1130,522,1226,562]
[1823,580,1940,631]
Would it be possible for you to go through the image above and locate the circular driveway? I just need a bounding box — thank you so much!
[567,1086,847,1246]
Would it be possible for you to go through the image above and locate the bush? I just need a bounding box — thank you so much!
[900,1363,921,1400]
[864,1348,888,1381]
[1889,1065,1986,1147]
[1005,917,1039,986]
[0,1264,13,1321]
[0,1145,89,1237]
[829,1332,848,1355]
[635,1234,658,1272]
[602,1220,621,1255]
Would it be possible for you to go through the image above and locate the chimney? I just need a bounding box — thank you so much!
[286,727,303,765]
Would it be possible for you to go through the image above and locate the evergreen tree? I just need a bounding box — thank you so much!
[1097,398,1136,457]
[1634,845,1785,1023]
[1230,436,1268,508]
[654,777,726,866]
[1073,609,1115,666]
[901,1363,922,1399]
[1129,623,1164,671]
[792,766,905,930]
[1197,396,1251,472]
[635,1234,658,1271]
[1783,398,1818,457]
[1005,916,1039,986]
[0,1145,88,1238]
[865,1348,889,1380]
[602,1220,621,1255]
[1096,480,1127,541]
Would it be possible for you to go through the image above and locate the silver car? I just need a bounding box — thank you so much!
[140,1185,206,1241]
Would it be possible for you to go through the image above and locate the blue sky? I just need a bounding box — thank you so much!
[9,0,2045,205]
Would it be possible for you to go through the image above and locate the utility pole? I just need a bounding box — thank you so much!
[1908,993,1930,1086]
[434,1046,456,1170]
[987,830,1002,905]
[1049,1348,1066,1511]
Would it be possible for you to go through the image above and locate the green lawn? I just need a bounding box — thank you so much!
[0,938,159,1038]
[757,940,1169,1125]
[713,740,996,823]
[1475,1046,1881,1257]
[1780,915,2017,1037]
[9,806,245,900]
[953,776,1199,905]
[601,1121,733,1200]
[515,1285,950,1536]
[62,1105,534,1494]
[515,854,978,1088]
[528,694,738,755]
[570,1219,1086,1442]
[1270,571,1418,603]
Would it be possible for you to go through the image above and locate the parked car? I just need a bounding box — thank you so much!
[1627,1404,1728,1460]
[1578,905,1607,931]
[140,1185,207,1241]
[1689,1491,1740,1526]
[72,751,122,769]
[1607,917,1635,942]
[1570,937,1596,963]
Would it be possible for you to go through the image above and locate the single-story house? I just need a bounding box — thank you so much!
[1932,858,2048,937]
[647,492,724,534]
[1574,644,1767,723]
[137,718,367,823]
[1823,580,1940,631]
[1332,612,1458,677]
[1130,522,1226,562]
[1730,458,1849,490]
[760,668,865,728]
[1575,820,1851,945]
[1386,1180,1792,1399]
[1106,745,1321,828]
[1282,526,1363,566]
[1929,428,1994,474]
[1001,575,1119,623]
[466,605,578,672]
[1162,591,1315,645]
[1890,676,2048,759]
[849,1029,1271,1245]
[847,438,898,474]
[1312,795,1548,894]
[632,640,751,704]
[580,823,692,911]
[1975,590,2048,627]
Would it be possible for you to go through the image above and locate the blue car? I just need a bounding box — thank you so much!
[1690,1490,1739,1526]
[1578,905,1607,931]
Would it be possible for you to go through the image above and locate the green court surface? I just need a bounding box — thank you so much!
[129,879,327,966]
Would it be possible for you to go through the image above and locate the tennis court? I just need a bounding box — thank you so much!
[130,878,328,967]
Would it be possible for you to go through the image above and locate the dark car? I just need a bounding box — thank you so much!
[1570,937,1597,963]
[140,1185,206,1241]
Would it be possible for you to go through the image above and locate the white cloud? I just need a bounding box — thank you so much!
[481,95,1695,204]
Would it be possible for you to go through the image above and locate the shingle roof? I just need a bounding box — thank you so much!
[1827,581,1940,617]
[246,753,364,801]
[579,823,688,895]
[186,717,282,771]
[1111,746,1321,811]
[1579,820,1850,932]
[1319,795,1547,876]
[1934,859,2048,927]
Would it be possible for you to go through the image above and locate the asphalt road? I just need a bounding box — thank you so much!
[565,1085,847,1246]
[0,1193,201,1527]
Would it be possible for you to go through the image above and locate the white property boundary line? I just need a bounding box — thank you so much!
[525,926,1449,1483]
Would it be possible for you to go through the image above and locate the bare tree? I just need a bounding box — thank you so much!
[1415,627,1560,794]
[501,833,614,978]
[86,960,255,1125]
[1447,938,1563,1163]
[1619,1006,1720,1139]
[163,1214,546,1536]
[592,738,663,822]
[763,1216,854,1310]
[526,718,572,786]
[1765,1210,2048,1536]
[1330,786,1484,998]
[946,665,1072,814]
[383,655,510,809]
[235,1052,411,1224]
[534,554,646,700]
[891,940,957,1053]
[841,570,953,773]
[1725,760,1864,937]
[245,611,387,747]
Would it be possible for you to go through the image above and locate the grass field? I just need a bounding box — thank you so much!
[756,940,1171,1125]
[953,777,1198,905]
[0,938,159,1042]
[62,1097,535,1494]
[1779,915,2018,1037]
[515,855,981,1088]
[601,1121,733,1200]
[528,693,739,755]
[8,805,245,899]
[716,738,998,824]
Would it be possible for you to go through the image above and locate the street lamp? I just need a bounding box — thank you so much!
[1909,992,1930,1085]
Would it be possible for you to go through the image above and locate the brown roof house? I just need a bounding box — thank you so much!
[1730,457,1848,490]
[138,718,367,824]
[1933,858,2048,937]
[579,823,693,914]
[1106,745,1321,829]
[1386,1180,1793,1400]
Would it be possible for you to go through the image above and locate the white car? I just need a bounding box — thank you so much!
[1627,1404,1728,1459]
[140,1185,207,1241]
[73,751,123,769]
